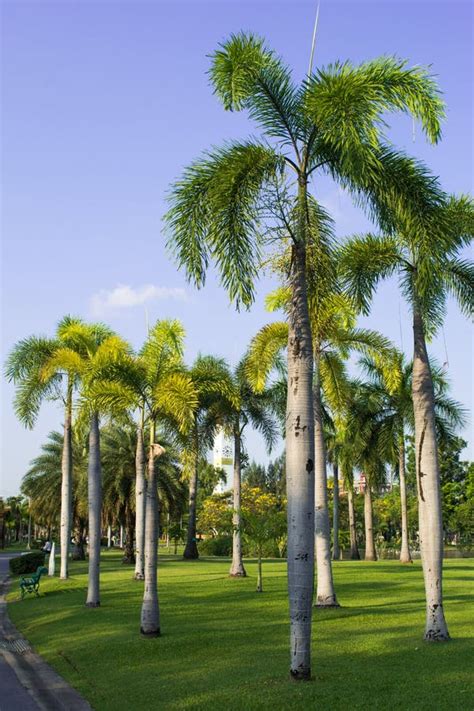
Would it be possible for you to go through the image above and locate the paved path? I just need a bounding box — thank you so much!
[0,553,93,711]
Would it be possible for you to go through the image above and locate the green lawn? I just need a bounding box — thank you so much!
[6,552,473,711]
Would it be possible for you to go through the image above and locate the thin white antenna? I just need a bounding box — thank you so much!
[308,1,321,76]
[144,306,150,334]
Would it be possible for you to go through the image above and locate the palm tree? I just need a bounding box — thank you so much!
[181,355,236,560]
[6,316,93,578]
[324,419,341,561]
[165,32,444,676]
[101,424,187,565]
[340,196,473,640]
[101,425,137,564]
[89,319,195,636]
[21,430,88,547]
[67,325,129,607]
[359,353,466,564]
[247,290,393,604]
[332,411,361,560]
[212,359,279,577]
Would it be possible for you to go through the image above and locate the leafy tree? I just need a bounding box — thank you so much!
[6,317,89,578]
[241,487,286,592]
[64,323,128,607]
[340,193,473,640]
[165,31,445,676]
[180,355,235,560]
[101,424,186,564]
[21,430,88,556]
[89,319,195,636]
[209,359,278,577]
[247,289,393,600]
[359,354,466,563]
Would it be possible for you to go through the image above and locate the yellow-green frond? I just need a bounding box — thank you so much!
[246,322,288,392]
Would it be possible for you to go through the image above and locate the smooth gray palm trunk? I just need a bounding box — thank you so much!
[313,363,338,606]
[363,484,377,561]
[286,236,315,680]
[140,427,163,637]
[86,412,102,607]
[134,419,146,580]
[60,381,73,580]
[412,304,449,641]
[256,549,263,592]
[347,483,360,560]
[183,429,199,560]
[123,506,135,564]
[398,435,412,563]
[332,464,340,561]
[230,428,246,577]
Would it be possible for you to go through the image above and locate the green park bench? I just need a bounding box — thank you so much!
[20,566,48,599]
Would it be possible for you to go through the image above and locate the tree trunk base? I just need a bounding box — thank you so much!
[290,669,312,681]
[122,555,135,565]
[424,630,450,642]
[183,544,199,560]
[350,551,360,560]
[400,557,413,564]
[314,598,340,608]
[134,573,145,581]
[140,627,161,638]
[85,601,100,608]
[229,565,247,578]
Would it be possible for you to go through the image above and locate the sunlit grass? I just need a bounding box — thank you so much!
[7,551,473,710]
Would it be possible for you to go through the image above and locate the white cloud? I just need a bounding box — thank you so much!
[90,284,187,317]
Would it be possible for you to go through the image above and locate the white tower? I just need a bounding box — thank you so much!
[212,428,234,493]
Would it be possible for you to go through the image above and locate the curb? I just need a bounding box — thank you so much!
[0,563,93,711]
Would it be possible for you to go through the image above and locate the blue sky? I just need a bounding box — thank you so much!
[1,0,472,497]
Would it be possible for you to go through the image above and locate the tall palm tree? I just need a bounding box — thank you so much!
[89,319,196,636]
[36,320,127,607]
[21,430,88,546]
[102,425,137,564]
[181,355,236,560]
[65,325,129,607]
[340,196,473,640]
[6,316,93,578]
[246,290,393,604]
[359,353,466,563]
[211,359,279,577]
[101,424,187,564]
[165,32,444,677]
[324,418,341,561]
[348,389,387,562]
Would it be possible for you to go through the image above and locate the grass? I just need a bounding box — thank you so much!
[6,552,473,711]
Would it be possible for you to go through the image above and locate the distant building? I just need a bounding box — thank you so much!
[212,428,234,493]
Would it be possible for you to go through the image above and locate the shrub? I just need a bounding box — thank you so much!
[9,551,46,575]
[199,535,232,557]
[30,539,46,550]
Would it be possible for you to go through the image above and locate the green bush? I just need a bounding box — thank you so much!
[199,536,232,557]
[9,551,46,575]
[30,539,46,550]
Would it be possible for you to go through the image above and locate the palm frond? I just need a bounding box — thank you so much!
[166,141,283,308]
[246,322,288,392]
[338,233,402,314]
